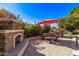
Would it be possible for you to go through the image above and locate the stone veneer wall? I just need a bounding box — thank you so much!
[0,18,22,30]
[0,21,13,30]
[12,21,22,30]
[0,30,24,55]
[0,18,24,55]
[0,33,5,53]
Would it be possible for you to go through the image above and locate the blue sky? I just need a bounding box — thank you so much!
[0,3,79,26]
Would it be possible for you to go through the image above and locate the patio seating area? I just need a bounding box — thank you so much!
[23,36,79,56]
[23,21,79,56]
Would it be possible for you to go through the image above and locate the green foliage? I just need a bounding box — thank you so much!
[42,24,51,33]
[58,18,66,28]
[59,6,79,32]
[72,31,79,35]
[43,27,50,33]
[17,16,42,37]
[70,7,79,15]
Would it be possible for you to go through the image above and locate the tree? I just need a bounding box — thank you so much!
[16,15,42,37]
[59,7,79,32]
[58,18,66,28]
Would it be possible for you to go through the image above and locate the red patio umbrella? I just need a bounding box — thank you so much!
[37,19,59,24]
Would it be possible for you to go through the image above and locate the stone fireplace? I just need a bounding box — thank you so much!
[0,8,24,55]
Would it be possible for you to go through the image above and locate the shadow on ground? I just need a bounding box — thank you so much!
[52,38,79,50]
[23,39,45,56]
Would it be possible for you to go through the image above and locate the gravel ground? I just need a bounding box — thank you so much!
[24,37,79,56]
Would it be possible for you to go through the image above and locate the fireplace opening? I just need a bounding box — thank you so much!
[15,35,21,45]
[13,33,23,48]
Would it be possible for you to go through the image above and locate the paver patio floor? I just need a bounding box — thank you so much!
[23,37,79,56]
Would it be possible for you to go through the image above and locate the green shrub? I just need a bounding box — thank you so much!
[43,28,50,33]
[18,19,42,38]
[72,32,79,35]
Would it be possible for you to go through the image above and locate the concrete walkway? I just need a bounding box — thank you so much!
[23,37,45,56]
[7,36,40,56]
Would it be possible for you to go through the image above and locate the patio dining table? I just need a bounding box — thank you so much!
[42,32,79,48]
[41,31,60,42]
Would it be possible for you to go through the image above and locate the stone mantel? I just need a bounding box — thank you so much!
[0,18,20,23]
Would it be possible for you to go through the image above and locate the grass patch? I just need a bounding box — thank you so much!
[64,34,78,37]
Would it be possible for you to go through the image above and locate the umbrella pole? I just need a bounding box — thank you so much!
[49,25,52,32]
